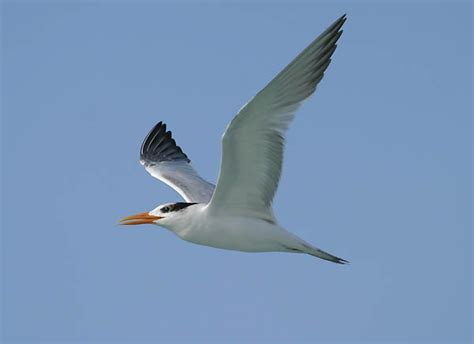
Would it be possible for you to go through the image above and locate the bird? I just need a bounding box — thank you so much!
[120,15,348,264]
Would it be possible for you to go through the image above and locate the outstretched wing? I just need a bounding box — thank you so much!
[140,121,215,203]
[208,15,346,222]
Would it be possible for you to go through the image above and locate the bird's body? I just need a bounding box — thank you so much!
[149,202,343,262]
[162,204,298,253]
[121,15,349,264]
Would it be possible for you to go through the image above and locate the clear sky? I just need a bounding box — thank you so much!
[1,1,472,343]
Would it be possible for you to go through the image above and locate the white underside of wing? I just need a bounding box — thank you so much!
[139,121,215,203]
[143,161,215,203]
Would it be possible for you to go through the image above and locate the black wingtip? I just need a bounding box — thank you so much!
[336,14,347,29]
[140,121,191,164]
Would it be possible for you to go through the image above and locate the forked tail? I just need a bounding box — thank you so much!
[300,243,349,264]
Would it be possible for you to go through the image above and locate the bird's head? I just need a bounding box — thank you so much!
[119,202,198,227]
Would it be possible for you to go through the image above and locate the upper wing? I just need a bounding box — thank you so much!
[140,121,215,203]
[207,15,346,222]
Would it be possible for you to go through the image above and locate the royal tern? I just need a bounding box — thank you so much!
[121,15,348,264]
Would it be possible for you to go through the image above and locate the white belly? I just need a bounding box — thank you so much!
[174,213,301,253]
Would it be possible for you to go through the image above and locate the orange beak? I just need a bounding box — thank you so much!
[119,212,163,225]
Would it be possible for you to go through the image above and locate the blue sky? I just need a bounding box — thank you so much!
[1,1,472,343]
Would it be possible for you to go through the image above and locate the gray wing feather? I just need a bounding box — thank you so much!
[208,15,346,221]
[140,122,215,203]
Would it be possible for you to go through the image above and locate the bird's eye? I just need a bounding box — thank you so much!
[161,206,170,213]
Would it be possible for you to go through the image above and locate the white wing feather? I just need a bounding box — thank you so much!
[140,122,215,203]
[208,15,346,221]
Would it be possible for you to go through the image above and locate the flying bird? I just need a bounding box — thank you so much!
[120,15,348,264]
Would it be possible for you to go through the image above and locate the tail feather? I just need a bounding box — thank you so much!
[301,243,348,264]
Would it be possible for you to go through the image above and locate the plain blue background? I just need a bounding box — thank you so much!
[1,1,472,343]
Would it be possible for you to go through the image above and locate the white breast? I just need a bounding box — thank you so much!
[174,207,300,253]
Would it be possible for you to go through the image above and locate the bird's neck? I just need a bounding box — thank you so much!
[162,203,206,238]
